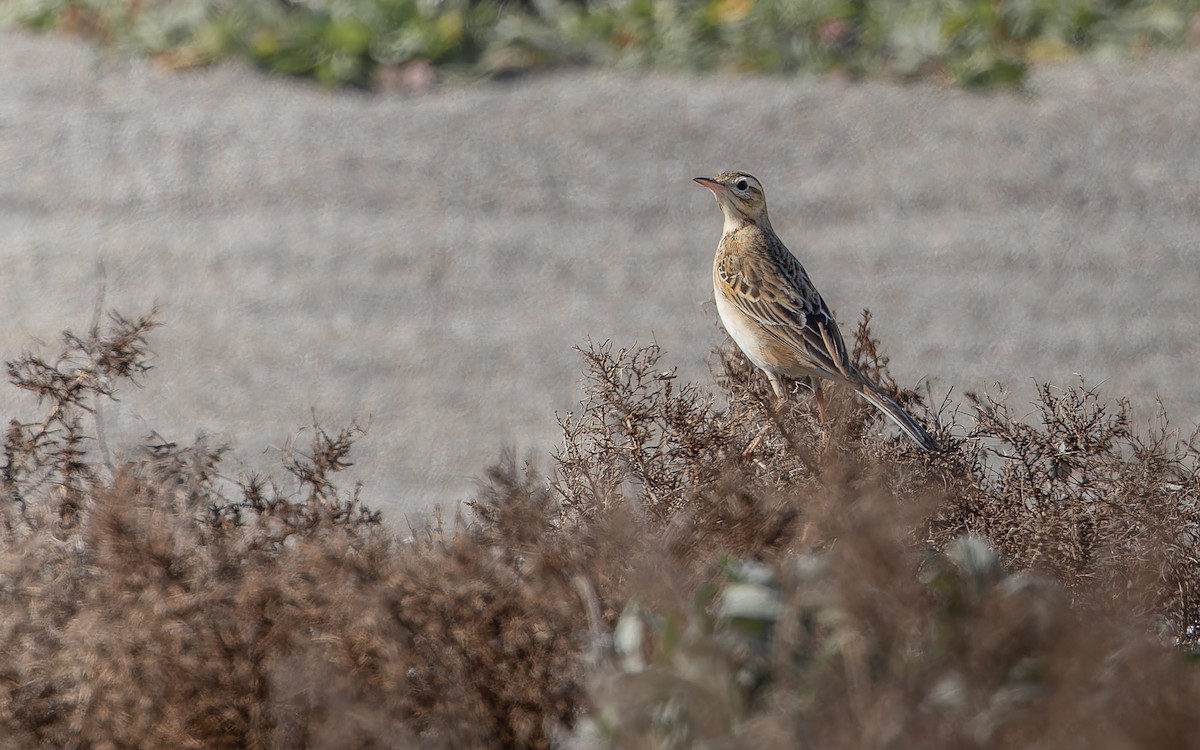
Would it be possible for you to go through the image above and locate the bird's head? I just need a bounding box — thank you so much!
[693,171,769,232]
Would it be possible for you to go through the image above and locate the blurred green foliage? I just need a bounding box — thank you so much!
[2,0,1197,88]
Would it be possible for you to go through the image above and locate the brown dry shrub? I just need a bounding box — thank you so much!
[2,308,1200,748]
[547,318,1200,746]
[551,318,1200,644]
[0,450,599,748]
[0,311,593,748]
[722,484,1200,750]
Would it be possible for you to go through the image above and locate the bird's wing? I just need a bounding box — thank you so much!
[716,237,853,380]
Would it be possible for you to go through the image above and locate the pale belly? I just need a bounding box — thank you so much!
[714,291,820,380]
[715,291,776,374]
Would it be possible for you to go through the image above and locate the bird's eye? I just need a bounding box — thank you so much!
[735,179,749,191]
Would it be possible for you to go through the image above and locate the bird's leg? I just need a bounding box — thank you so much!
[766,372,787,400]
[791,376,825,423]
[766,374,824,424]
[765,372,790,417]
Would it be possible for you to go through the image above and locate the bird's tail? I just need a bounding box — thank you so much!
[854,381,940,452]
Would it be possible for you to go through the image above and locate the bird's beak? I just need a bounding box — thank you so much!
[693,176,726,193]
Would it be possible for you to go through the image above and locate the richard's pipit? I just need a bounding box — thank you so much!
[695,171,939,451]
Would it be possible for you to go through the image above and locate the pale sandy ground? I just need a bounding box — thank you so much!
[2,30,1199,524]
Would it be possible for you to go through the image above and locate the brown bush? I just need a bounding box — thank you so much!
[2,309,1198,748]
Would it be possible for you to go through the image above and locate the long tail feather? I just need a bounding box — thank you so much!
[855,382,940,452]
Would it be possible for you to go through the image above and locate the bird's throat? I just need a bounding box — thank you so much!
[721,210,751,236]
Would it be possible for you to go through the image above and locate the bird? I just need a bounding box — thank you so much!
[694,170,939,451]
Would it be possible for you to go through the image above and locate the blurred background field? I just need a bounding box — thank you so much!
[2,24,1200,520]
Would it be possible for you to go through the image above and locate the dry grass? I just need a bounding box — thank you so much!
[1,309,1198,748]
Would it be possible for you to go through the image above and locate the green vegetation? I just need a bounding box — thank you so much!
[3,309,1199,747]
[2,0,1198,88]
